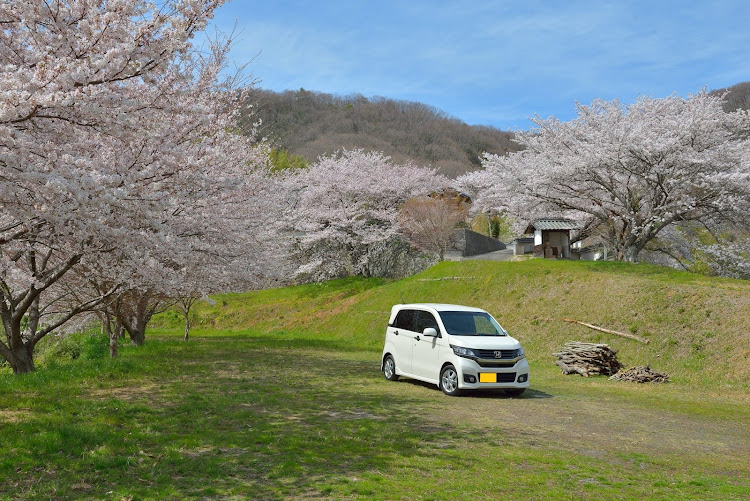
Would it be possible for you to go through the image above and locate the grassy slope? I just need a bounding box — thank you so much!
[153,259,750,387]
[3,259,750,500]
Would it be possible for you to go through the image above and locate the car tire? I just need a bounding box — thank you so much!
[383,355,399,381]
[505,388,526,397]
[440,364,461,396]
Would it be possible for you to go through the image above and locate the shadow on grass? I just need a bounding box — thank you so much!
[152,332,380,354]
[390,377,554,399]
[467,388,554,399]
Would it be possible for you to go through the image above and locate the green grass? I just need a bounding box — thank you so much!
[1,339,748,500]
[2,259,749,499]
[154,259,750,386]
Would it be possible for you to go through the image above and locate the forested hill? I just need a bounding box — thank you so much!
[242,88,521,177]
[711,81,750,111]
[241,82,750,178]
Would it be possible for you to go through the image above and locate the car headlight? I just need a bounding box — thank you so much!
[517,346,525,358]
[451,345,478,359]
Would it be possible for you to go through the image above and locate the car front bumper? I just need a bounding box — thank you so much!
[455,356,530,390]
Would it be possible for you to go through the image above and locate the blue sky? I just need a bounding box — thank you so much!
[205,0,750,130]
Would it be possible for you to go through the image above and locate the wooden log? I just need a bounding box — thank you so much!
[562,318,650,344]
[555,360,589,377]
[609,365,669,383]
[553,341,623,376]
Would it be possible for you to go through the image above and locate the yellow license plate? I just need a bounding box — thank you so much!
[479,373,496,383]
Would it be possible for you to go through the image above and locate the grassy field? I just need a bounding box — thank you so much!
[1,259,749,500]
[154,259,750,386]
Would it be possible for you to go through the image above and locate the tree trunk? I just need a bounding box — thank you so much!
[129,327,146,346]
[109,332,119,358]
[10,344,35,374]
[0,313,36,374]
[98,310,121,358]
[26,296,41,342]
[184,316,191,341]
[622,245,641,263]
[180,297,198,342]
[110,316,123,358]
[118,291,159,346]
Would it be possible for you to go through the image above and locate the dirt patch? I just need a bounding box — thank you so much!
[87,383,165,402]
[306,295,360,324]
[181,445,249,458]
[433,388,750,462]
[319,409,385,421]
[0,409,30,423]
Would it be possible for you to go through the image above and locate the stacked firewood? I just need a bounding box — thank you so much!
[608,365,669,383]
[553,341,623,377]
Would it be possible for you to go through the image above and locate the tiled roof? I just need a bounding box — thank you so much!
[526,218,578,231]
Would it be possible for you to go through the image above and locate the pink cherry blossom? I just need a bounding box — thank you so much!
[459,91,750,262]
[286,149,448,281]
[0,1,284,372]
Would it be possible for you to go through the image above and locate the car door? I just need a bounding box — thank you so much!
[411,310,442,382]
[390,309,417,375]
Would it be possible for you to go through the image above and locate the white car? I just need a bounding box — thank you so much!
[381,303,529,396]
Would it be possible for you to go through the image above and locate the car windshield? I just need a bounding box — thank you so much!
[438,311,508,336]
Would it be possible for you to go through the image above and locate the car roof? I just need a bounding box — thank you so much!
[395,303,487,313]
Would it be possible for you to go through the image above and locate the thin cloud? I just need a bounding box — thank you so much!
[207,0,750,129]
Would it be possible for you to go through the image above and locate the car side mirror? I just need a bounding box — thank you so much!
[423,327,438,337]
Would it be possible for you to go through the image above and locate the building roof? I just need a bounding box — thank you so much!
[525,218,578,233]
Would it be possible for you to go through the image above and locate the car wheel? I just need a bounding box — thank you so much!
[383,355,399,381]
[505,388,526,397]
[440,364,461,396]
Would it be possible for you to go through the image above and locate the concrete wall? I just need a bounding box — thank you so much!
[578,247,608,261]
[452,229,505,257]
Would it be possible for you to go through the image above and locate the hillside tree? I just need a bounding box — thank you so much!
[287,149,448,281]
[399,196,468,260]
[0,0,281,373]
[459,92,750,262]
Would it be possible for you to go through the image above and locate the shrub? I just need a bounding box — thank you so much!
[35,328,109,366]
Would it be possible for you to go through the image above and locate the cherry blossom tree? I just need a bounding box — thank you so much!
[287,149,448,281]
[702,241,750,279]
[165,196,293,344]
[0,0,284,373]
[47,126,289,357]
[459,92,750,262]
[399,195,468,260]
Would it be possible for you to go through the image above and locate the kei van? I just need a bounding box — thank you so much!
[381,303,530,396]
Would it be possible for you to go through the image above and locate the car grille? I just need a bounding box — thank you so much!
[477,361,516,368]
[475,349,519,360]
[497,372,517,383]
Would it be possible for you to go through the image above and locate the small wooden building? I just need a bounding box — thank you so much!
[524,219,577,259]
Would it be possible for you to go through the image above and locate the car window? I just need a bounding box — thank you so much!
[438,311,507,336]
[415,310,439,334]
[474,315,497,335]
[393,309,417,331]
